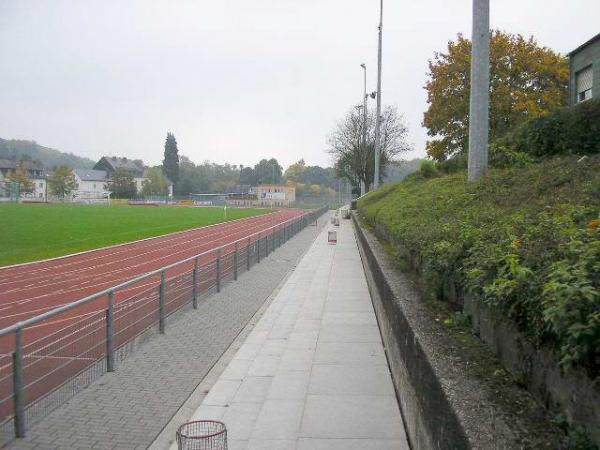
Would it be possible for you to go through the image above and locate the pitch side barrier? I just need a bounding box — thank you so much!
[0,206,328,442]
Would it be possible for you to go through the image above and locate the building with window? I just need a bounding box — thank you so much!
[72,169,110,202]
[93,156,173,197]
[569,33,600,105]
[0,159,49,200]
[251,184,296,207]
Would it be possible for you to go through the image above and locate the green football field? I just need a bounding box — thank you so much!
[0,203,270,267]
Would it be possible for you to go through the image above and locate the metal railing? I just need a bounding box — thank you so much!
[0,206,328,443]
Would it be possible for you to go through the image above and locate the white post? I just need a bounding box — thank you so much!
[467,0,490,181]
[373,0,383,190]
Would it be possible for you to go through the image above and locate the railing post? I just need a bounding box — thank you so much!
[13,326,25,438]
[106,291,115,372]
[192,257,199,309]
[159,270,166,334]
[234,242,238,281]
[246,238,251,271]
[216,249,221,293]
[257,237,261,264]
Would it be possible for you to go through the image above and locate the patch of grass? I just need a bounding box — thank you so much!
[359,155,600,373]
[0,204,269,266]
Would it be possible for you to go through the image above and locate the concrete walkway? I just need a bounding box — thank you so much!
[181,218,409,449]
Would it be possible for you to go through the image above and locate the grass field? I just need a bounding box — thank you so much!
[0,204,270,267]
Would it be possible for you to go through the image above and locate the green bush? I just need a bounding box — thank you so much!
[505,98,600,157]
[419,160,438,178]
[358,156,600,374]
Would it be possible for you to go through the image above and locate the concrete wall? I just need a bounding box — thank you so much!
[464,295,600,445]
[357,215,600,447]
[352,214,521,450]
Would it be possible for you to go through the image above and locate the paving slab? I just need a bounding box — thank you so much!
[182,218,409,449]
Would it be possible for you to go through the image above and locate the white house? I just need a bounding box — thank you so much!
[93,156,173,197]
[0,159,48,201]
[72,169,110,202]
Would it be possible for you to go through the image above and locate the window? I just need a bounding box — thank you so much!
[39,182,43,188]
[576,66,593,103]
[93,184,96,189]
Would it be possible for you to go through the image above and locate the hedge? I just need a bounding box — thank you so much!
[504,98,600,157]
[358,156,600,375]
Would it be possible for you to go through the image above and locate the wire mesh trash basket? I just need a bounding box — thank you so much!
[176,421,227,450]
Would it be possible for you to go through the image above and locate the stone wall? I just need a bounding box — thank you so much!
[352,213,520,450]
[355,213,600,447]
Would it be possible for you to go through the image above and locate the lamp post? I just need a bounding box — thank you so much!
[360,63,368,195]
[373,0,383,190]
[467,0,490,181]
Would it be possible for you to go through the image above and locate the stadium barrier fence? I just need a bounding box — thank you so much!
[0,206,328,444]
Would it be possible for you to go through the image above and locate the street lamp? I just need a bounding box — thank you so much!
[373,0,383,190]
[360,63,367,196]
[468,0,490,181]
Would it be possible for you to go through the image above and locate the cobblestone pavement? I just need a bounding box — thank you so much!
[8,215,328,450]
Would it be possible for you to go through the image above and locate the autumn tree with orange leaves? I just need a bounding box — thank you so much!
[423,31,568,161]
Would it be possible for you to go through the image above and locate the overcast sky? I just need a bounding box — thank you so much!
[0,1,598,169]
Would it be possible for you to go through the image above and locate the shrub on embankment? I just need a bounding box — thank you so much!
[358,155,600,375]
[501,98,600,158]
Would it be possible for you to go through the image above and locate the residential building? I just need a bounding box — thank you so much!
[569,33,600,105]
[93,156,173,197]
[0,159,48,200]
[72,169,110,202]
[251,184,296,207]
[93,156,145,177]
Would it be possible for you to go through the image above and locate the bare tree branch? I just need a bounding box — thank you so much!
[327,105,411,191]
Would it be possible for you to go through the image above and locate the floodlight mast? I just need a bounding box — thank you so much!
[467,0,490,181]
[361,63,368,195]
[373,0,383,190]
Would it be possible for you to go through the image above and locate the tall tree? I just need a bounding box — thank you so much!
[106,168,137,198]
[328,105,410,191]
[423,31,568,161]
[141,167,170,196]
[239,166,256,186]
[283,159,306,183]
[254,158,282,185]
[48,166,78,198]
[162,132,180,186]
[6,167,34,193]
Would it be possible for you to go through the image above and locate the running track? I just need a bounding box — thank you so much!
[0,208,309,427]
[0,209,304,329]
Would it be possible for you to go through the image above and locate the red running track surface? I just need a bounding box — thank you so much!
[0,209,304,330]
[0,209,309,426]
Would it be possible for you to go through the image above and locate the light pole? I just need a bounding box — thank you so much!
[373,0,383,190]
[360,63,368,195]
[468,0,490,181]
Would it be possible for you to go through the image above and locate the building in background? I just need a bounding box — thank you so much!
[72,169,110,202]
[0,159,49,201]
[569,33,600,105]
[251,184,296,207]
[93,156,173,197]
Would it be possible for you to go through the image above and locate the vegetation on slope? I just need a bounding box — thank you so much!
[359,156,600,374]
[0,138,95,169]
[0,204,269,266]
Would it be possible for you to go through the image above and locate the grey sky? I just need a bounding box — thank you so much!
[0,1,598,169]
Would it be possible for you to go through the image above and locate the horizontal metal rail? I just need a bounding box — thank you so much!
[0,210,321,338]
[0,206,328,442]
